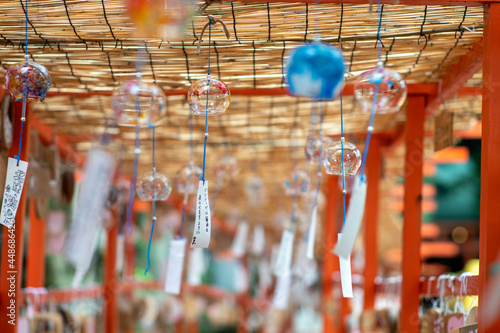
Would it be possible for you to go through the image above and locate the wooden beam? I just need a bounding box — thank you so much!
[43,83,481,99]
[229,0,493,7]
[426,38,483,115]
[25,199,46,288]
[0,101,32,333]
[363,135,382,310]
[400,95,426,333]
[30,115,84,167]
[479,4,500,333]
[322,175,342,333]
[104,209,119,333]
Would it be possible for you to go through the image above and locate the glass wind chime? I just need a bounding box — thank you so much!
[332,0,407,292]
[112,0,195,275]
[1,0,51,229]
[187,15,231,249]
[284,0,360,266]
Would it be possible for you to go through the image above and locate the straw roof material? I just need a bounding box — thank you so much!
[0,0,484,225]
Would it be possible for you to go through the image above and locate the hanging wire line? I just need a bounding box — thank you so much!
[289,101,300,228]
[125,46,143,232]
[200,17,212,184]
[312,101,324,209]
[177,113,194,238]
[359,0,383,182]
[14,0,29,166]
[313,0,321,41]
[144,125,157,275]
[340,90,347,225]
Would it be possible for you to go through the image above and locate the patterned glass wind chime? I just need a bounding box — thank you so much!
[1,0,51,229]
[187,15,231,249]
[332,0,407,281]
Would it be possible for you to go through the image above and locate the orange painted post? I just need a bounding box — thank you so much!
[400,95,426,333]
[0,102,32,333]
[105,210,119,333]
[323,175,342,333]
[479,4,500,333]
[25,199,46,287]
[363,135,382,310]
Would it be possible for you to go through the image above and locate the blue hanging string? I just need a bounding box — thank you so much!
[14,0,29,166]
[145,126,156,275]
[177,113,194,238]
[125,47,143,232]
[200,18,212,184]
[311,101,324,224]
[358,0,383,182]
[289,102,301,229]
[340,90,347,226]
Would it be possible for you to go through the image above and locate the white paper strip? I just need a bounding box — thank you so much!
[274,229,294,277]
[251,224,265,256]
[0,158,29,228]
[272,273,292,310]
[66,149,115,285]
[306,205,318,260]
[190,181,211,248]
[187,247,205,285]
[338,233,353,298]
[115,234,125,272]
[231,221,249,258]
[165,238,187,295]
[333,176,367,259]
[258,259,272,291]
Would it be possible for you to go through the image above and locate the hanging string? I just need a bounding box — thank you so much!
[200,17,212,184]
[358,0,383,182]
[144,125,157,275]
[125,46,143,232]
[340,90,347,225]
[312,101,324,210]
[289,101,300,228]
[177,113,194,238]
[14,0,29,166]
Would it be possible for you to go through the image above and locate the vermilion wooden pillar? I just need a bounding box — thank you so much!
[105,210,119,333]
[0,102,31,333]
[25,199,46,287]
[363,135,382,310]
[400,95,426,333]
[323,175,342,333]
[479,4,500,332]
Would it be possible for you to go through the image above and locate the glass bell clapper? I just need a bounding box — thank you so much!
[126,0,195,39]
[305,136,333,162]
[286,42,345,99]
[321,139,362,176]
[111,79,166,127]
[283,169,311,196]
[174,163,203,194]
[354,64,407,114]
[5,60,51,102]
[136,170,172,201]
[214,155,239,183]
[245,174,265,207]
[338,171,357,193]
[187,75,231,116]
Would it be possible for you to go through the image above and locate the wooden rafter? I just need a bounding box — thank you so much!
[426,38,483,115]
[229,0,497,7]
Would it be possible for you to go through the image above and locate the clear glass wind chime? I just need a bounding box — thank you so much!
[111,46,169,275]
[332,0,407,294]
[117,0,196,276]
